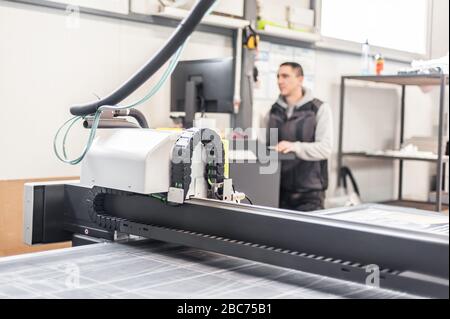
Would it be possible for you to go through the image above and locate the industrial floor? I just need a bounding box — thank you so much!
[0,239,417,299]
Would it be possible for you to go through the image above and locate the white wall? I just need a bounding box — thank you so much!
[0,1,233,180]
[0,0,448,205]
[319,0,449,202]
[429,0,450,195]
[430,0,449,135]
[253,0,449,203]
[431,0,449,58]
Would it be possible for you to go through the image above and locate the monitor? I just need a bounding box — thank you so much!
[171,58,235,128]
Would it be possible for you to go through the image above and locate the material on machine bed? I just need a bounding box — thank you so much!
[0,240,416,299]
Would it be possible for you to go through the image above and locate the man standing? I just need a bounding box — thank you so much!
[266,62,333,212]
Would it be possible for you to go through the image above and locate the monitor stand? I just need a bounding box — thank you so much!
[184,80,197,128]
[184,77,204,129]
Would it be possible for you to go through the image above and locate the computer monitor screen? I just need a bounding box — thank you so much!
[171,58,235,115]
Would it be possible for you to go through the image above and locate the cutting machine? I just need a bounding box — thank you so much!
[20,0,449,299]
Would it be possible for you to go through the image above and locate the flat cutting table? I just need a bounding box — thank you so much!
[0,239,416,299]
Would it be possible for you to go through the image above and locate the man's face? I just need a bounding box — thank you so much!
[277,65,304,97]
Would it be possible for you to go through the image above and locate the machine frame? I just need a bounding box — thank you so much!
[24,181,449,299]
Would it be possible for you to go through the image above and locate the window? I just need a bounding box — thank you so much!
[320,0,430,55]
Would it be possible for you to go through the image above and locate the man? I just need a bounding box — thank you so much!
[266,62,333,212]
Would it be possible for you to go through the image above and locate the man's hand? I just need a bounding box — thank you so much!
[276,141,296,154]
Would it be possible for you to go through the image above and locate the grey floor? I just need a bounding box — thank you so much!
[0,240,416,299]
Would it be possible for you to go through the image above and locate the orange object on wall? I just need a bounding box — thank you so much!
[375,54,385,75]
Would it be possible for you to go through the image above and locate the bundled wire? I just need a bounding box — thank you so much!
[54,0,219,166]
[54,42,186,165]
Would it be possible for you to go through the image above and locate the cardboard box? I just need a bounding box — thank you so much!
[53,0,129,14]
[130,0,160,15]
[214,0,244,17]
[172,0,244,17]
[288,7,315,28]
[258,1,288,25]
[258,0,310,23]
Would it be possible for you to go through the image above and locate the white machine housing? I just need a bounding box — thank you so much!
[81,128,243,203]
[81,129,180,195]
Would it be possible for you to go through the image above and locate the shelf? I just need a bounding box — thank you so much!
[157,7,249,30]
[4,0,240,36]
[343,152,449,163]
[258,25,321,45]
[339,74,449,213]
[382,200,449,213]
[343,74,449,87]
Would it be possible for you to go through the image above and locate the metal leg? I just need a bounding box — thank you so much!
[443,164,447,192]
[184,81,198,129]
[337,77,346,187]
[436,76,447,212]
[399,85,406,201]
[231,30,238,130]
[235,0,257,130]
[72,234,111,247]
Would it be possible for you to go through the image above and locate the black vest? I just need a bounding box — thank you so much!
[267,99,329,193]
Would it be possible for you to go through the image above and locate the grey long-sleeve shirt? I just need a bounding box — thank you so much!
[262,87,334,161]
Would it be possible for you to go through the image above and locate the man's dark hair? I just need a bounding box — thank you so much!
[280,62,304,77]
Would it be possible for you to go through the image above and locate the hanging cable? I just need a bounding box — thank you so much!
[54,0,220,166]
[54,42,186,165]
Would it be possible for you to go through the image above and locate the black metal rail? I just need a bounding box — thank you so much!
[24,182,450,298]
[37,184,448,298]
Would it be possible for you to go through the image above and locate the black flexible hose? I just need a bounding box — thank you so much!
[128,108,150,128]
[70,0,217,116]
